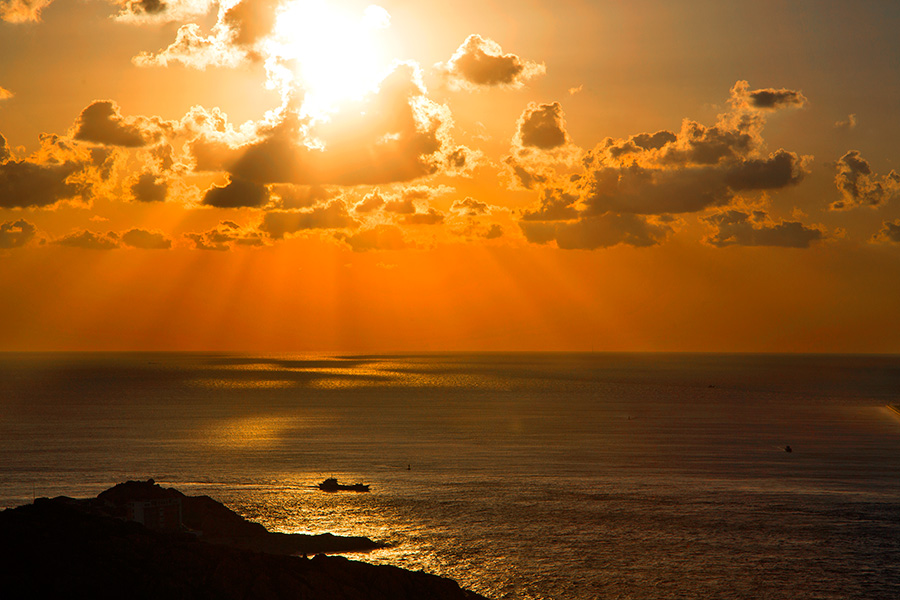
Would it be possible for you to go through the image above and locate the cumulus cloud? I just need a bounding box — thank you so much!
[260,200,358,238]
[872,220,900,244]
[228,63,453,186]
[186,220,266,250]
[270,184,333,209]
[703,209,824,248]
[437,34,545,90]
[402,207,444,225]
[0,0,53,23]
[521,187,580,221]
[339,223,409,252]
[0,132,10,163]
[730,80,806,111]
[113,0,213,23]
[520,213,671,250]
[133,22,245,69]
[835,114,857,130]
[73,100,169,147]
[121,228,172,249]
[515,102,569,150]
[0,136,91,208]
[202,176,270,208]
[130,172,169,202]
[450,197,491,216]
[55,230,120,250]
[0,219,36,249]
[830,150,900,210]
[353,189,386,213]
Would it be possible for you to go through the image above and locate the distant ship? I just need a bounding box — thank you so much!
[318,478,370,492]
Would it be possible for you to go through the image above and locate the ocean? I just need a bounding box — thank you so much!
[1,352,899,599]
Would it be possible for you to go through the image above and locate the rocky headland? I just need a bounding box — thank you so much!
[0,479,488,599]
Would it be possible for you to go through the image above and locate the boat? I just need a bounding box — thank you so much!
[318,478,370,492]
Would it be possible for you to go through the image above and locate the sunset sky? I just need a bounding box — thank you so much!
[2,0,900,352]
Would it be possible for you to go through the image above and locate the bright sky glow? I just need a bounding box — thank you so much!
[272,1,392,117]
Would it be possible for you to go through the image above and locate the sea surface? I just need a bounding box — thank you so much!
[2,352,900,599]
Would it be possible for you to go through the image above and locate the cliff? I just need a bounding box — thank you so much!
[0,481,488,600]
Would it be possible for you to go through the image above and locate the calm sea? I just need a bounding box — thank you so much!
[2,353,900,599]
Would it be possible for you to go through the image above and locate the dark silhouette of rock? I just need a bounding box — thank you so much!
[0,482,488,600]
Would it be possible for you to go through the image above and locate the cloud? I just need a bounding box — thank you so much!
[121,228,172,249]
[402,207,444,225]
[0,86,12,101]
[0,0,53,23]
[515,102,569,150]
[0,132,10,163]
[228,63,453,186]
[437,34,545,90]
[520,213,671,250]
[703,209,824,248]
[450,196,491,216]
[835,114,857,130]
[113,0,213,24]
[521,187,580,221]
[202,176,270,208]
[73,100,168,147]
[0,219,36,249]
[830,150,900,210]
[353,189,386,213]
[0,151,85,208]
[55,230,120,250]
[873,220,900,244]
[133,23,245,69]
[186,220,266,250]
[130,172,169,202]
[730,80,807,111]
[260,200,358,239]
[339,223,409,252]
[270,184,334,209]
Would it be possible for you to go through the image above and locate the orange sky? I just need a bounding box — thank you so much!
[1,0,900,352]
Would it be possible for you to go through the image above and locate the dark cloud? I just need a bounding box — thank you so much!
[402,207,444,225]
[748,88,807,110]
[504,156,549,190]
[383,197,417,214]
[0,219,36,249]
[520,213,671,250]
[703,209,824,248]
[73,100,166,147]
[130,172,168,203]
[484,224,503,239]
[229,64,450,186]
[0,132,10,163]
[873,220,900,243]
[55,230,120,250]
[830,150,900,210]
[186,220,265,250]
[451,197,490,216]
[114,0,213,22]
[438,34,545,89]
[632,130,677,150]
[353,190,386,213]
[516,102,569,150]
[521,187,580,221]
[339,224,409,252]
[260,201,358,239]
[731,80,807,111]
[202,177,269,208]
[223,0,281,47]
[0,0,53,23]
[121,228,172,249]
[0,158,84,208]
[271,184,333,209]
[723,149,805,191]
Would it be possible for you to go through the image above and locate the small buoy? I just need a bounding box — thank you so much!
[784,445,792,453]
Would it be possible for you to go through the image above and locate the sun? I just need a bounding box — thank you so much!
[272,1,393,117]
